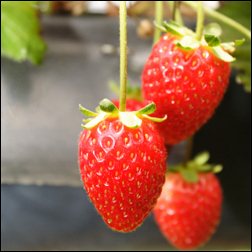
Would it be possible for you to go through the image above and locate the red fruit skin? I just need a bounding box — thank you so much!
[79,116,167,232]
[112,99,144,112]
[142,33,231,145]
[153,172,222,250]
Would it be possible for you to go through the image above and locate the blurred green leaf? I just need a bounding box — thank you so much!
[213,1,251,92]
[1,1,47,65]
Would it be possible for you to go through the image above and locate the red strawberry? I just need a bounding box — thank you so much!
[153,153,223,250]
[142,22,233,145]
[79,99,167,232]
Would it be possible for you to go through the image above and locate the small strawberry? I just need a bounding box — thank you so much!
[142,21,243,145]
[153,152,223,250]
[79,99,167,232]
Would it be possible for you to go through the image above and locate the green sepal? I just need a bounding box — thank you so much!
[213,165,223,173]
[142,114,167,122]
[211,46,236,62]
[175,36,200,51]
[83,118,93,124]
[162,21,186,36]
[234,39,245,46]
[204,34,221,47]
[166,151,222,183]
[79,104,98,117]
[99,99,119,114]
[136,102,156,115]
[203,23,222,37]
[119,112,142,128]
[153,21,168,33]
[168,20,181,27]
[181,169,199,183]
[193,151,210,166]
[82,112,108,129]
[221,39,245,51]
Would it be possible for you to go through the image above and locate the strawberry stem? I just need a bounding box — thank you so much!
[195,1,204,41]
[153,1,163,46]
[119,1,127,112]
[183,136,194,168]
[168,1,184,26]
[183,1,251,40]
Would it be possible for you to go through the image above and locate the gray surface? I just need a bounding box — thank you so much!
[1,15,159,186]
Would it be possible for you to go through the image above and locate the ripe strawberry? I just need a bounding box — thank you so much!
[79,99,167,232]
[153,153,223,250]
[142,22,234,145]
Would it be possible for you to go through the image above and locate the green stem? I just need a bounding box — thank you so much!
[195,1,204,41]
[183,136,194,167]
[183,1,251,40]
[153,1,163,46]
[119,1,127,112]
[166,1,184,26]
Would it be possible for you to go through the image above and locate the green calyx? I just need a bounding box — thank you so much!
[79,98,166,129]
[156,20,245,62]
[168,151,222,183]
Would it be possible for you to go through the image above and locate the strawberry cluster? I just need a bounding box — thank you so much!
[78,18,240,250]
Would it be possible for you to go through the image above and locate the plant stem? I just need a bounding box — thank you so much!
[153,1,163,46]
[183,1,251,40]
[167,1,184,26]
[183,136,194,167]
[195,1,204,41]
[119,1,127,112]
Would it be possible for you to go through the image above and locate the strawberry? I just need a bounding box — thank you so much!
[153,152,223,250]
[78,99,167,232]
[141,21,237,145]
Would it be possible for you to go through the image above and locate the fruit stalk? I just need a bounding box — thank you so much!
[170,1,184,26]
[153,1,163,45]
[195,1,204,41]
[119,1,127,112]
[183,136,194,168]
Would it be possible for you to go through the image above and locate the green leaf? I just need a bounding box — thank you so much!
[203,23,222,37]
[211,46,236,62]
[79,104,98,117]
[1,1,47,65]
[181,169,199,183]
[204,34,221,47]
[99,99,119,114]
[175,35,200,51]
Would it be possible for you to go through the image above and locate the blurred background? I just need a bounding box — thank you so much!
[1,1,251,251]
